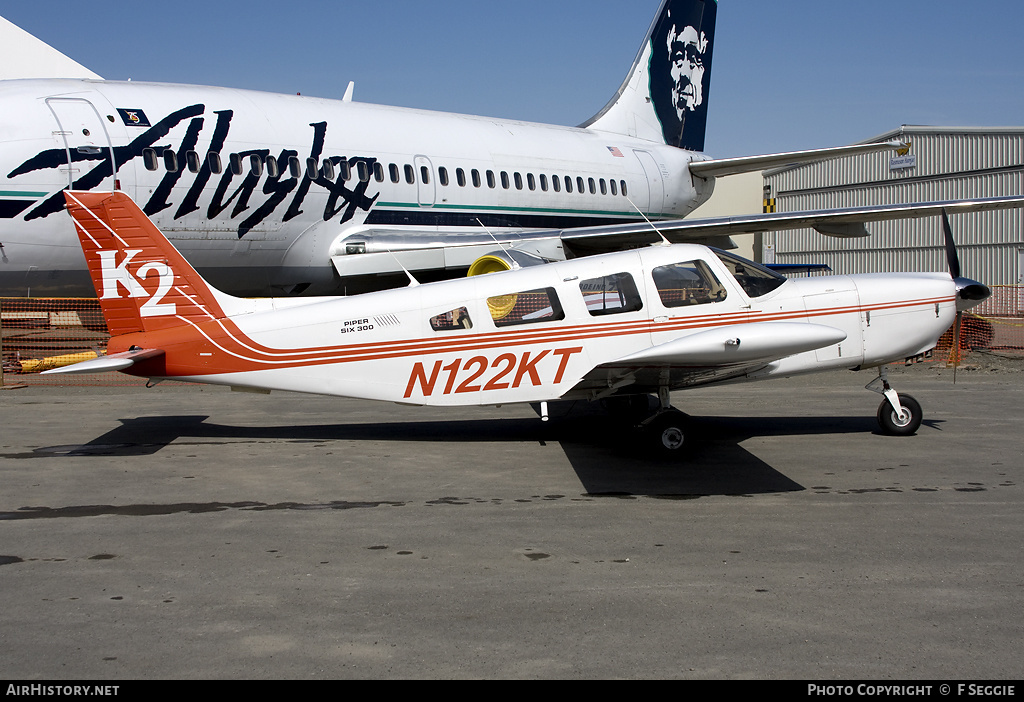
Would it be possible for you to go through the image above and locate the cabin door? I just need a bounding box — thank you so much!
[45,97,118,192]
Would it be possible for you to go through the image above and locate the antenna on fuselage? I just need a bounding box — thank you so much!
[385,249,420,287]
[342,81,355,102]
[476,217,520,270]
[624,195,671,247]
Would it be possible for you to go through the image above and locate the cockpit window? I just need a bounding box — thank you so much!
[713,249,786,298]
[652,260,727,307]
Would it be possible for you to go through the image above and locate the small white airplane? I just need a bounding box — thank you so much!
[46,190,1011,452]
[0,0,990,298]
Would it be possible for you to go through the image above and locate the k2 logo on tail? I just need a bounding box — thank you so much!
[98,250,177,317]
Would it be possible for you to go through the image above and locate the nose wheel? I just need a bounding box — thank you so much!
[867,368,923,436]
[876,393,922,435]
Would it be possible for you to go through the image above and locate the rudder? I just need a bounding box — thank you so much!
[64,190,232,336]
[582,0,717,152]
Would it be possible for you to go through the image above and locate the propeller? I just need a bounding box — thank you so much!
[940,209,991,381]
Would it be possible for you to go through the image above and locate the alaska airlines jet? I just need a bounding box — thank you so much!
[0,1,1010,298]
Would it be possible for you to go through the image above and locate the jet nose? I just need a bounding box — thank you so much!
[954,277,991,312]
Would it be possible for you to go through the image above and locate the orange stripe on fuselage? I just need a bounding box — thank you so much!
[110,292,953,376]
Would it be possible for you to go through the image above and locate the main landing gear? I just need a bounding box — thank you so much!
[638,387,691,454]
[866,367,923,436]
[602,388,692,454]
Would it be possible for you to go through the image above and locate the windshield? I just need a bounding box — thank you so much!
[712,249,786,298]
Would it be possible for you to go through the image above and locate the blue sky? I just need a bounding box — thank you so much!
[4,0,1023,157]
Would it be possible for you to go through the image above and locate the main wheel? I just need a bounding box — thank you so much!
[876,393,922,436]
[647,410,689,453]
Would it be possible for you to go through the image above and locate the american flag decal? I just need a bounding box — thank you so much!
[607,146,623,157]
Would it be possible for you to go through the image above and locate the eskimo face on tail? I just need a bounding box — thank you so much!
[650,0,717,151]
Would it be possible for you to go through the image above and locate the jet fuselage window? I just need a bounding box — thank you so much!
[486,170,496,188]
[340,160,352,181]
[389,163,400,183]
[185,151,201,174]
[374,162,385,182]
[577,177,586,193]
[357,161,370,182]
[487,287,565,328]
[429,306,473,332]
[472,169,481,187]
[564,176,573,193]
[208,152,222,175]
[439,167,449,186]
[620,180,628,197]
[652,261,727,308]
[265,155,279,178]
[599,178,607,195]
[527,173,536,191]
[322,159,335,181]
[514,172,523,190]
[579,272,643,316]
[540,174,548,191]
[404,164,415,184]
[500,171,510,189]
[456,168,466,187]
[142,148,159,171]
[588,178,596,194]
[610,179,618,196]
[163,149,179,172]
[229,153,243,176]
[552,175,561,192]
[248,154,263,177]
[420,165,430,184]
[301,157,314,179]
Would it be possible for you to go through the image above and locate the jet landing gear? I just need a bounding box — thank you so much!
[866,368,922,436]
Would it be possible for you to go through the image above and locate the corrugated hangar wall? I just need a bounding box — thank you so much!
[762,127,1024,286]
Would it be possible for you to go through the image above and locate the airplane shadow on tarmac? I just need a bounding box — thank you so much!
[27,403,942,497]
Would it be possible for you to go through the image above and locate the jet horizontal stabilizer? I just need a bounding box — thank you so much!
[688,141,906,180]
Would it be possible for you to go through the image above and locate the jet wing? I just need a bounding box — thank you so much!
[557,195,1024,255]
[563,322,846,399]
[326,195,1024,280]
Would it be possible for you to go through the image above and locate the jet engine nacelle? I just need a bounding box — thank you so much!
[467,249,551,276]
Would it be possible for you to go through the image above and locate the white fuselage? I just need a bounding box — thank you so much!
[0,78,710,296]
[124,244,955,405]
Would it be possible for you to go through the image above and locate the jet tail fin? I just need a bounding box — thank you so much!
[581,0,717,151]
[64,190,242,336]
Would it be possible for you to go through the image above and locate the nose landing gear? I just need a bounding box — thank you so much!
[867,367,923,436]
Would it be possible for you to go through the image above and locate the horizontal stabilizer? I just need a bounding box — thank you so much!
[41,348,164,375]
[610,322,847,367]
[689,141,905,179]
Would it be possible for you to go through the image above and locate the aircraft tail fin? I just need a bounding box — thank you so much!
[64,191,240,336]
[581,0,717,152]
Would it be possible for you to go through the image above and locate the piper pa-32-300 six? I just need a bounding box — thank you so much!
[46,190,1011,451]
[0,0,1016,298]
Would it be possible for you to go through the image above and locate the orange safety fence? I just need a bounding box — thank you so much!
[1,298,142,386]
[3,289,1023,387]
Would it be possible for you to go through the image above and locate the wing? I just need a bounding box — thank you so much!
[561,322,846,400]
[558,195,1024,255]
[331,196,1024,277]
